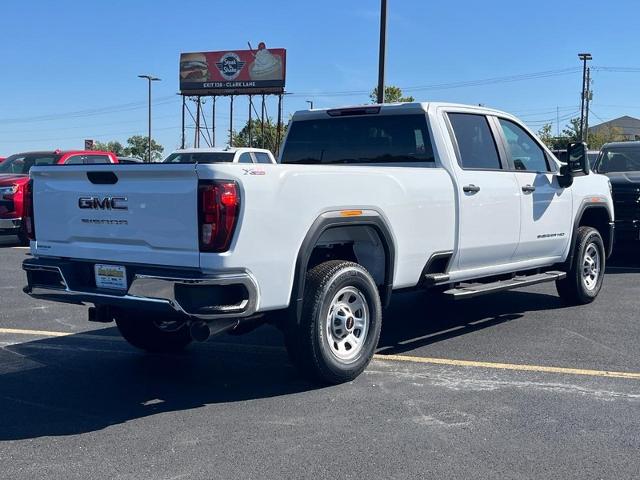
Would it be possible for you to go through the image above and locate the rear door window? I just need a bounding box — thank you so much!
[64,155,111,165]
[237,153,254,163]
[281,113,435,165]
[448,113,502,170]
[84,155,111,164]
[254,152,273,164]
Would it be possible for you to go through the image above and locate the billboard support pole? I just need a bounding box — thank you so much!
[261,94,266,148]
[195,97,201,148]
[211,96,216,147]
[248,95,253,147]
[276,93,283,156]
[229,95,234,147]
[181,95,186,149]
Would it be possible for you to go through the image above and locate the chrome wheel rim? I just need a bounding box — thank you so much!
[582,243,601,291]
[326,286,369,362]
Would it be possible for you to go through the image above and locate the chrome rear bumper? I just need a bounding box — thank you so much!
[0,218,21,231]
[23,259,258,321]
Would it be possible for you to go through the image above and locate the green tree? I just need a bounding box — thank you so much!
[537,123,554,148]
[561,117,582,143]
[125,135,164,162]
[91,140,126,156]
[369,85,415,103]
[231,118,287,154]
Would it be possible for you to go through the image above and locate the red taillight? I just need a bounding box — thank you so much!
[23,180,35,240]
[198,181,240,252]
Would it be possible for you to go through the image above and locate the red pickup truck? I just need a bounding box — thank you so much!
[0,150,118,244]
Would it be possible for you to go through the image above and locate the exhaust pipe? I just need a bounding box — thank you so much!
[189,318,240,342]
[189,321,211,342]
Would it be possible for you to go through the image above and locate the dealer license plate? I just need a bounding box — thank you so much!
[94,264,127,290]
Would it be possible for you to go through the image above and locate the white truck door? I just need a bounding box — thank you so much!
[494,117,572,261]
[447,112,521,271]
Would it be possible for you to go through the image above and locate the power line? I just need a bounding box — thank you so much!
[4,125,181,145]
[0,96,179,125]
[289,67,582,97]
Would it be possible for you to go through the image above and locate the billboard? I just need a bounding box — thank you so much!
[180,44,286,95]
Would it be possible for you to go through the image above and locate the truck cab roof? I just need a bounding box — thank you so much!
[292,102,518,121]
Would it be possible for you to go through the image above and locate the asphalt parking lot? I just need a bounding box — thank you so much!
[1,236,639,479]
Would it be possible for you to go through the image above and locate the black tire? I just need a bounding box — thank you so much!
[16,228,29,246]
[114,310,192,353]
[556,226,605,305]
[284,260,382,385]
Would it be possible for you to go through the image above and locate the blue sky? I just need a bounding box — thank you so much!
[1,0,639,156]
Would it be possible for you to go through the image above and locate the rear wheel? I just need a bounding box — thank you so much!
[556,226,605,304]
[114,310,192,353]
[16,228,29,246]
[285,260,382,384]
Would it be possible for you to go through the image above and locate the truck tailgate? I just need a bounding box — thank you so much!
[30,164,200,268]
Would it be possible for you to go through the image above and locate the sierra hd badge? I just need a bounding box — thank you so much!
[215,52,245,80]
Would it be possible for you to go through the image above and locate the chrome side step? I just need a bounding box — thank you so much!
[423,273,450,286]
[443,271,566,300]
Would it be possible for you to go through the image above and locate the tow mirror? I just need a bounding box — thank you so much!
[557,164,573,188]
[567,142,590,175]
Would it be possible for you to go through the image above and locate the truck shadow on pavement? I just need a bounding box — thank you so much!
[0,284,576,441]
[377,289,564,356]
[0,327,309,441]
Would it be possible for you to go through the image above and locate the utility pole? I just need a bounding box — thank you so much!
[376,0,387,103]
[556,106,560,137]
[138,74,161,162]
[578,53,592,142]
[585,67,592,144]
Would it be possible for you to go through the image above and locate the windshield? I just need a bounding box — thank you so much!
[596,146,640,173]
[0,153,60,174]
[163,152,235,164]
[281,114,435,165]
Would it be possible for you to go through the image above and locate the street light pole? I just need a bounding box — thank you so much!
[578,53,592,142]
[138,74,161,162]
[306,100,314,110]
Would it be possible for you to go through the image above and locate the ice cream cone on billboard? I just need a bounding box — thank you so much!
[249,42,283,81]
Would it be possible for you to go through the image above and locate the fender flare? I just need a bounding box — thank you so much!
[288,211,396,323]
[566,202,614,269]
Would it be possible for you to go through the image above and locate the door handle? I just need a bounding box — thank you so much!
[521,185,536,194]
[463,184,480,193]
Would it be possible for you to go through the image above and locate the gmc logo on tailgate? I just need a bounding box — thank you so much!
[78,196,128,210]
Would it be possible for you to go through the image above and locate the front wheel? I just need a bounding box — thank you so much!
[114,310,192,353]
[556,226,605,304]
[285,260,382,384]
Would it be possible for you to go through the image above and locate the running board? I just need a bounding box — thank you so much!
[443,271,566,300]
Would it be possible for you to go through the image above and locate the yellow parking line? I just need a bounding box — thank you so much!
[2,327,639,380]
[374,354,640,380]
[0,327,73,337]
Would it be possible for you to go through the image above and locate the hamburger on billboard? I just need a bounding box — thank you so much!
[180,43,286,95]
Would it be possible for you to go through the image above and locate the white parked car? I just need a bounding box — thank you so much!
[23,102,613,384]
[163,147,276,165]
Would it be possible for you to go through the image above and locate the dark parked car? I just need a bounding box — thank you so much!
[552,149,600,166]
[592,141,640,242]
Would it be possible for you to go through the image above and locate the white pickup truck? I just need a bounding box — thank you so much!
[22,102,614,384]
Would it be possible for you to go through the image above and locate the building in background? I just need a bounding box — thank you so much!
[589,116,640,142]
